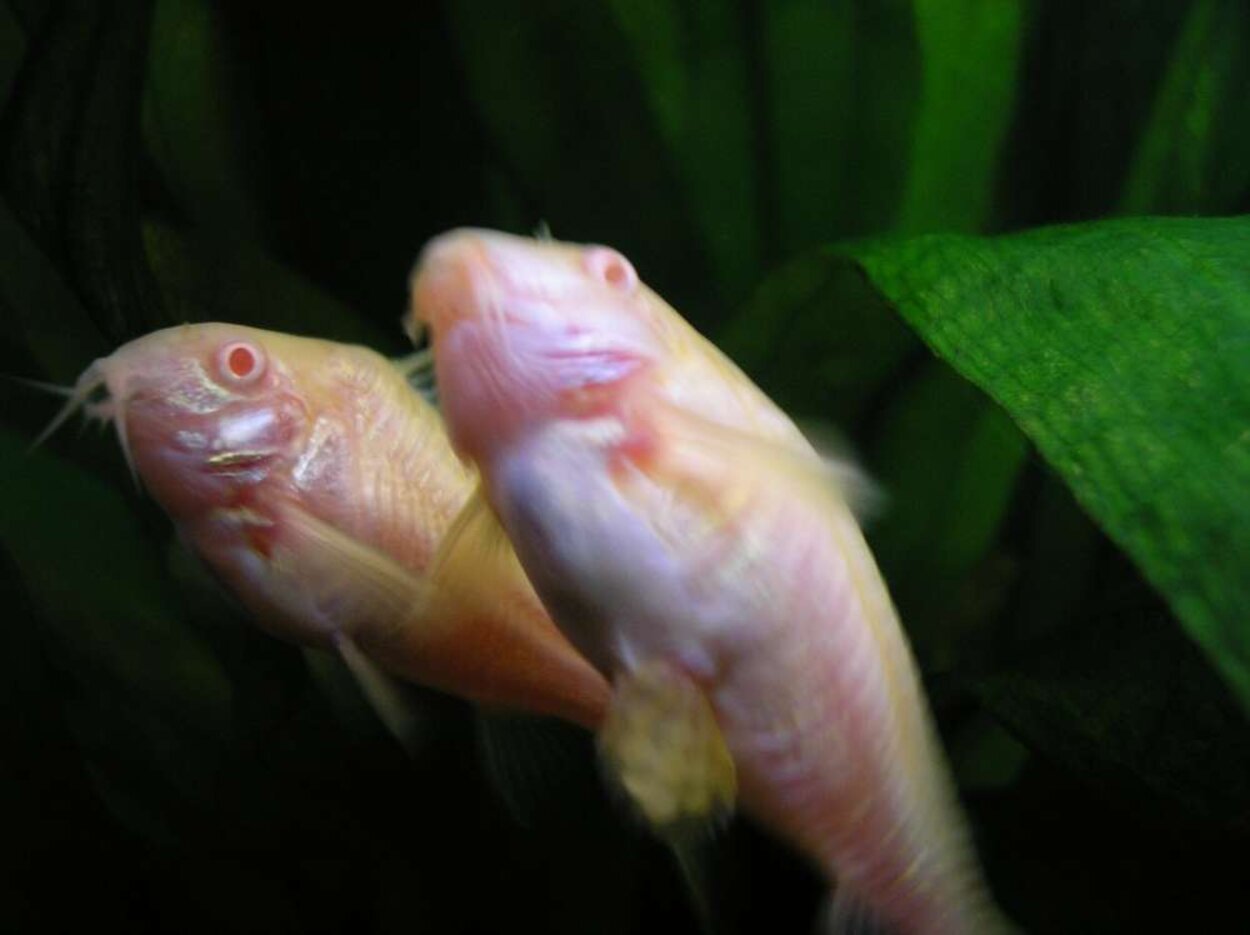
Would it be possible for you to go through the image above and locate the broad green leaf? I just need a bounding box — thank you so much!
[842,215,1250,711]
[977,553,1250,832]
[609,1,760,299]
[764,0,1020,252]
[0,195,106,381]
[143,0,266,241]
[765,0,912,250]
[442,0,715,322]
[143,219,392,349]
[896,0,1024,234]
[1120,0,1250,215]
[0,431,232,734]
[868,360,1029,668]
[719,247,918,425]
[2,0,166,341]
[996,0,1193,225]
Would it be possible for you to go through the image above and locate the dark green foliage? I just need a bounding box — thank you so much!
[2,2,1248,932]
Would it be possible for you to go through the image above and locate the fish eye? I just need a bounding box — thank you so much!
[216,341,267,386]
[584,247,638,294]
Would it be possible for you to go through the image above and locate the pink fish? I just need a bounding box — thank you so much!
[409,229,1012,933]
[43,323,609,731]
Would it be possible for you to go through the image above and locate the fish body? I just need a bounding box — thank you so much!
[411,230,1008,933]
[57,323,608,729]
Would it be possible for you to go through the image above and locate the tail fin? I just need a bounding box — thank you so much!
[818,887,893,935]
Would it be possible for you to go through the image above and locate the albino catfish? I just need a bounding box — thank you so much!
[408,229,1012,934]
[41,323,609,731]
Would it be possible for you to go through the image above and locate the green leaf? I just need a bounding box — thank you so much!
[442,0,715,322]
[977,553,1250,832]
[896,0,1024,234]
[0,430,232,735]
[719,247,918,425]
[765,0,1022,252]
[764,0,914,249]
[1120,0,1250,215]
[0,195,107,381]
[867,360,1029,668]
[143,0,267,241]
[840,215,1250,711]
[609,1,760,299]
[143,219,392,349]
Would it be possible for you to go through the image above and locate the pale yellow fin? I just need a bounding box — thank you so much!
[270,504,434,646]
[647,398,865,525]
[599,660,736,831]
[427,484,532,619]
[795,418,886,522]
[334,635,423,755]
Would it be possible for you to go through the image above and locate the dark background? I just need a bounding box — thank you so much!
[1,2,1248,932]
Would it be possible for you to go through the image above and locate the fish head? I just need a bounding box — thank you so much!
[69,323,319,524]
[409,228,663,461]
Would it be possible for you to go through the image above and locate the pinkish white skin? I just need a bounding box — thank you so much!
[411,230,1011,934]
[47,323,609,730]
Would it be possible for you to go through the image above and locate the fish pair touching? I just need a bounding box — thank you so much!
[49,229,1013,934]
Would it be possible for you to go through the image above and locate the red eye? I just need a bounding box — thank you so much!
[584,247,638,293]
[217,342,266,385]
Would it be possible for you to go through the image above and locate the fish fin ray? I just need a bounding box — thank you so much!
[645,399,868,525]
[820,886,894,935]
[334,635,424,755]
[795,418,886,522]
[475,711,597,827]
[271,504,433,646]
[428,484,531,621]
[599,660,736,832]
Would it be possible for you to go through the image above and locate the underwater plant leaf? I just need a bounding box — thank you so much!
[143,0,266,241]
[2,0,166,342]
[978,552,1250,833]
[765,0,1020,253]
[441,0,714,323]
[867,360,1029,669]
[764,0,910,251]
[996,0,1193,226]
[0,3,24,112]
[143,219,391,348]
[0,430,232,734]
[0,195,107,381]
[896,0,1024,234]
[608,0,760,300]
[1119,0,1250,215]
[838,215,1250,712]
[719,247,919,426]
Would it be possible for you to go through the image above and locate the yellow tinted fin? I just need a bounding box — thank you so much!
[795,418,886,522]
[427,484,532,619]
[599,660,736,831]
[273,505,433,644]
[334,635,423,755]
[647,398,864,525]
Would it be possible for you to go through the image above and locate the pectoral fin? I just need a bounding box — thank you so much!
[334,635,424,755]
[427,485,530,616]
[271,504,433,645]
[599,660,736,831]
